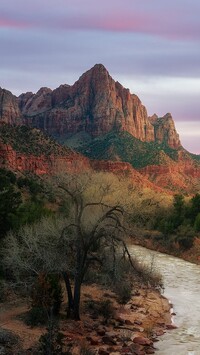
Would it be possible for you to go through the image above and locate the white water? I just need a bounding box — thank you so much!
[129,245,200,355]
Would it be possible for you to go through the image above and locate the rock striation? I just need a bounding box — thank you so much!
[0,142,90,176]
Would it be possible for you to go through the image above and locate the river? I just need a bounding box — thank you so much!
[129,245,200,355]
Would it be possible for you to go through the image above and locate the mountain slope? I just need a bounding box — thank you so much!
[77,130,179,168]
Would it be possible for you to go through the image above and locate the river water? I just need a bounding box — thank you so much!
[129,245,200,355]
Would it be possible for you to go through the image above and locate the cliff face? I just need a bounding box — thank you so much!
[0,88,23,125]
[0,140,168,194]
[149,113,180,149]
[0,142,90,175]
[140,150,200,193]
[0,64,181,149]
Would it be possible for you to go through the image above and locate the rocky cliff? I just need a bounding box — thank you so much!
[0,142,90,175]
[0,64,180,149]
[0,88,22,125]
[0,123,90,175]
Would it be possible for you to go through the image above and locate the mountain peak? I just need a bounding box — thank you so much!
[91,63,108,72]
[78,63,109,83]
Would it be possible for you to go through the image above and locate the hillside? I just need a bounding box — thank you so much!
[0,123,90,175]
[76,130,179,169]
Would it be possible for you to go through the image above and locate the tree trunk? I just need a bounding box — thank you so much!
[73,277,81,320]
[62,272,74,318]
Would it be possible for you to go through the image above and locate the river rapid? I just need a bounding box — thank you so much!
[129,245,200,355]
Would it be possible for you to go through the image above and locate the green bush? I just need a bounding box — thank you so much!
[176,225,195,250]
[13,201,52,229]
[194,213,200,232]
[26,306,48,326]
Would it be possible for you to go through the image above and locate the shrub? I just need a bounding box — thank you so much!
[84,298,115,323]
[194,213,200,232]
[114,280,132,304]
[176,225,195,250]
[98,299,115,322]
[25,306,48,326]
[0,280,6,302]
[0,327,21,354]
[34,274,62,314]
[131,256,163,291]
[26,273,63,326]
[38,320,65,354]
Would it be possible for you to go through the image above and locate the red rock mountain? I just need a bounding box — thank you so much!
[1,64,180,149]
[0,64,199,193]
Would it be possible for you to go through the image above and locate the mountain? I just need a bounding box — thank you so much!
[1,64,180,149]
[0,64,199,193]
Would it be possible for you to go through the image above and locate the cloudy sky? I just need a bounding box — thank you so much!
[0,0,199,153]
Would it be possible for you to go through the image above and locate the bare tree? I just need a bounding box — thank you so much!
[54,172,132,320]
[4,172,133,320]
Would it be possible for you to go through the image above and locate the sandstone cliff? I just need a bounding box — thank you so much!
[149,113,180,149]
[0,142,90,175]
[0,88,22,125]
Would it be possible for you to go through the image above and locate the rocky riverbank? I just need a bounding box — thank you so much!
[0,284,172,354]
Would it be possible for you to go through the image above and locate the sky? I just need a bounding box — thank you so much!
[0,0,199,154]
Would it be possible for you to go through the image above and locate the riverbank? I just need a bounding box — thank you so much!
[0,283,171,354]
[130,234,200,265]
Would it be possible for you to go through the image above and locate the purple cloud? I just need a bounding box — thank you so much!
[0,0,200,40]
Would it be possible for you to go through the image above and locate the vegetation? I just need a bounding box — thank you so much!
[0,327,21,354]
[38,320,65,354]
[77,131,181,168]
[26,273,63,326]
[0,168,53,241]
[155,193,200,250]
[0,169,21,239]
[0,123,72,156]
